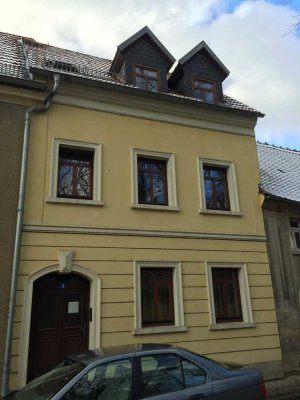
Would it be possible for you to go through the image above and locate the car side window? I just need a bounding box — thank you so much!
[61,358,132,400]
[140,354,184,398]
[181,357,207,387]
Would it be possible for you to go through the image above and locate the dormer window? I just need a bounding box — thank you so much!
[134,65,159,92]
[193,79,216,104]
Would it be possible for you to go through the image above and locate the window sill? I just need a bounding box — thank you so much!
[292,248,300,255]
[132,203,180,212]
[133,326,187,335]
[209,322,256,330]
[199,209,242,216]
[47,197,104,206]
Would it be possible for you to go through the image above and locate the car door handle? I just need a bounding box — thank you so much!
[189,394,204,400]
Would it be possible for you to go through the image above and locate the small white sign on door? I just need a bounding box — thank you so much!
[68,301,79,314]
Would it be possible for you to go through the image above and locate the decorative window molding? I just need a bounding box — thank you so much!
[198,158,241,215]
[134,261,186,335]
[131,149,179,211]
[290,219,300,252]
[206,262,254,330]
[48,138,103,206]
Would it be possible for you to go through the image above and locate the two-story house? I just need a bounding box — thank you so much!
[1,27,283,393]
[258,143,300,374]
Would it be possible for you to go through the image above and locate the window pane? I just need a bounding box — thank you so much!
[136,76,146,89]
[62,359,132,400]
[57,147,93,199]
[141,268,174,326]
[148,79,158,92]
[138,158,168,205]
[205,91,215,104]
[141,354,183,398]
[144,69,158,78]
[203,166,230,210]
[182,358,206,387]
[212,268,243,322]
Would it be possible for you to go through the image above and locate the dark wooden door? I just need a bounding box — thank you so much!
[27,273,90,382]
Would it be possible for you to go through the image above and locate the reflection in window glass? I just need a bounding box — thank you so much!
[134,65,159,92]
[57,147,94,199]
[203,165,230,210]
[62,359,132,400]
[141,354,183,398]
[193,79,216,104]
[182,358,206,387]
[138,157,168,205]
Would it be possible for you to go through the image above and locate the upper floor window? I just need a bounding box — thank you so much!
[49,139,103,206]
[134,65,159,92]
[290,219,300,250]
[198,158,240,215]
[132,149,179,211]
[58,147,93,199]
[203,165,230,211]
[193,79,216,104]
[138,157,168,206]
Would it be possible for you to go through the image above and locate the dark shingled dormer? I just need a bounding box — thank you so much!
[168,41,229,104]
[110,26,175,93]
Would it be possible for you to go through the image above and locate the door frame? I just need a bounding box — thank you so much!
[18,264,101,388]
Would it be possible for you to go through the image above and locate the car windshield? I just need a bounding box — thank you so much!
[12,359,84,400]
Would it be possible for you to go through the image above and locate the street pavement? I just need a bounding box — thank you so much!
[266,374,300,400]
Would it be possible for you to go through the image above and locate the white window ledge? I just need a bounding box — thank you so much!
[47,197,104,206]
[199,209,242,216]
[132,203,180,212]
[209,322,256,330]
[133,326,188,335]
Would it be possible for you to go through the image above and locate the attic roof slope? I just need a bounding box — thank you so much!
[257,143,300,203]
[178,40,229,78]
[117,26,176,65]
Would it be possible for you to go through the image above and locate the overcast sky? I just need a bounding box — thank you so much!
[1,0,300,149]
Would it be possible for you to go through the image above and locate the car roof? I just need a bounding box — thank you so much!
[67,343,178,365]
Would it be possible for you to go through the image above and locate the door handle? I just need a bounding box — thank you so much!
[189,394,204,400]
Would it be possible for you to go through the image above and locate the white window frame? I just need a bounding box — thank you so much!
[48,138,103,206]
[198,158,241,215]
[206,262,255,330]
[134,261,186,335]
[290,219,300,253]
[131,149,179,211]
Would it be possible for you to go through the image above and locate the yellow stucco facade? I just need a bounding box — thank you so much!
[9,82,282,389]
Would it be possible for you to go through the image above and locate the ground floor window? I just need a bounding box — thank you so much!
[207,263,254,329]
[134,262,185,334]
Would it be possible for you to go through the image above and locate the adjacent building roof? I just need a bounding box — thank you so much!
[258,143,300,203]
[0,30,263,116]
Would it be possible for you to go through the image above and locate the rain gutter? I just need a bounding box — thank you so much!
[1,73,60,399]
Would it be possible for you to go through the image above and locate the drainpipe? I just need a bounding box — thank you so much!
[1,73,60,399]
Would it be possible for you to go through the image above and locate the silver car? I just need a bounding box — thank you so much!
[12,343,268,399]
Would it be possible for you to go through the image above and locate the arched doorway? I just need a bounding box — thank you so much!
[27,272,90,382]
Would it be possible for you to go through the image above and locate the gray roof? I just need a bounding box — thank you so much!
[117,26,176,65]
[179,40,229,78]
[257,143,300,203]
[0,31,262,116]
